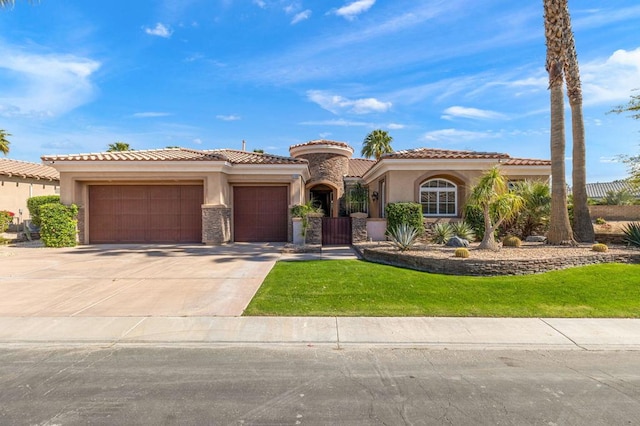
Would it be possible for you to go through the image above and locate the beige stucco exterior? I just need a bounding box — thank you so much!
[0,177,59,223]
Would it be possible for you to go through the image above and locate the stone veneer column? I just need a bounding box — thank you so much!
[77,205,85,244]
[350,213,368,243]
[202,205,231,244]
[306,215,323,245]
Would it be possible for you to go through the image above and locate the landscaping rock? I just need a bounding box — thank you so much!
[526,235,547,243]
[446,236,469,247]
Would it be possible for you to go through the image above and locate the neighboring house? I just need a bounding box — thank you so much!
[577,181,640,202]
[42,140,551,245]
[0,158,60,224]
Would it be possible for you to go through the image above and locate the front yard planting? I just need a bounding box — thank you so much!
[244,260,640,318]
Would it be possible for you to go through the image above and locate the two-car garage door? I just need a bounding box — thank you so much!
[89,185,203,244]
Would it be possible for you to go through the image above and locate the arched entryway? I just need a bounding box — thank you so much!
[309,183,335,217]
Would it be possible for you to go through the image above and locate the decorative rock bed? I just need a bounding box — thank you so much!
[356,242,640,276]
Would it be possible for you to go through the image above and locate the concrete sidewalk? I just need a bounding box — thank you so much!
[1,316,639,350]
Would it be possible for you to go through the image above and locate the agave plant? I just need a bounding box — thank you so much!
[387,223,420,252]
[622,222,640,247]
[431,222,453,245]
[450,221,476,241]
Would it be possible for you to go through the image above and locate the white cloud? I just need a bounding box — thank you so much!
[253,0,267,8]
[332,0,376,20]
[291,9,312,24]
[144,23,173,38]
[422,128,501,143]
[599,156,619,163]
[0,44,100,118]
[193,138,203,145]
[441,106,507,121]
[131,112,172,118]
[216,114,241,121]
[387,123,405,130]
[581,48,640,105]
[307,90,391,114]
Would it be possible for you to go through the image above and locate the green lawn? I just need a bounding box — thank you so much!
[243,260,640,317]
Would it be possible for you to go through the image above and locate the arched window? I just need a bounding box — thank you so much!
[420,179,457,216]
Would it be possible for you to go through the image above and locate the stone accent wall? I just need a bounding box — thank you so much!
[306,215,322,245]
[361,247,640,276]
[202,205,231,244]
[351,214,368,243]
[299,153,349,195]
[589,205,640,221]
[77,205,85,244]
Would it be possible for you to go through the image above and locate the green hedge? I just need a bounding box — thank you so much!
[39,203,78,247]
[27,195,61,227]
[385,202,424,235]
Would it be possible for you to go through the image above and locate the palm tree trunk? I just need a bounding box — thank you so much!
[562,1,594,243]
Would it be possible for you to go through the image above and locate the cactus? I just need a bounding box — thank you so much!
[502,235,522,247]
[591,243,608,252]
[454,247,470,258]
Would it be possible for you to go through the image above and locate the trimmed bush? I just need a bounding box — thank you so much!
[27,195,61,227]
[385,202,424,236]
[502,235,522,247]
[454,247,470,258]
[39,203,78,247]
[591,243,608,252]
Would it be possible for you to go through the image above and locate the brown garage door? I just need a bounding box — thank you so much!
[234,186,288,242]
[89,185,203,243]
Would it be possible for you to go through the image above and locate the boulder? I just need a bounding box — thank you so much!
[446,236,469,247]
[525,235,547,243]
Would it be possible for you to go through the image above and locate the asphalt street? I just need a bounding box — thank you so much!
[1,346,639,425]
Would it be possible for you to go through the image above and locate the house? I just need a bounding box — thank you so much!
[0,158,60,225]
[42,140,551,245]
[580,181,640,202]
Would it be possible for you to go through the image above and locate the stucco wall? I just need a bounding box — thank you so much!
[0,177,59,221]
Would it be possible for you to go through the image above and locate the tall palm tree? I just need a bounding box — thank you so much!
[0,129,11,155]
[467,166,524,251]
[562,1,594,243]
[361,129,393,160]
[106,142,131,152]
[544,0,574,245]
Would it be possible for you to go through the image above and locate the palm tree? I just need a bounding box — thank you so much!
[544,0,574,245]
[361,129,393,160]
[562,1,594,243]
[0,0,37,6]
[106,142,131,152]
[467,166,524,251]
[0,129,11,155]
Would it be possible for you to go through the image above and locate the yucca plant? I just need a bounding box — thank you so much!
[431,222,453,245]
[450,221,476,241]
[622,222,640,247]
[387,223,420,252]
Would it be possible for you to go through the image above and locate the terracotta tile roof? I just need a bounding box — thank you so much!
[503,158,552,166]
[41,148,307,165]
[0,158,59,181]
[383,148,511,160]
[347,158,375,177]
[289,139,352,150]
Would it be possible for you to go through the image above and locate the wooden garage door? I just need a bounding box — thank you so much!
[89,185,203,243]
[234,186,288,242]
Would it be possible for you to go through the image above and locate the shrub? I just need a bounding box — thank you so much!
[622,222,640,247]
[27,195,61,227]
[0,210,14,233]
[595,217,607,225]
[591,243,608,252]
[450,221,476,241]
[39,203,78,247]
[454,247,470,258]
[502,235,522,247]
[385,203,424,236]
[463,204,487,240]
[387,223,420,252]
[431,223,453,244]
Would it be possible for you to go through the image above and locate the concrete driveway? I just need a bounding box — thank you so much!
[0,243,283,317]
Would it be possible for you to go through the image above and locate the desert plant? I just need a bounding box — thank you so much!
[595,217,607,225]
[385,203,424,236]
[502,235,522,247]
[431,222,453,244]
[591,243,608,252]
[622,222,640,247]
[0,210,14,232]
[39,203,78,247]
[454,247,470,258]
[450,221,476,241]
[26,195,60,227]
[387,223,420,252]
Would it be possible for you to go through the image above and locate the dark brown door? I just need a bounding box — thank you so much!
[89,185,203,243]
[233,186,288,242]
[322,217,352,245]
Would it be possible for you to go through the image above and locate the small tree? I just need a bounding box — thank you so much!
[467,167,524,251]
[361,129,393,160]
[107,142,132,152]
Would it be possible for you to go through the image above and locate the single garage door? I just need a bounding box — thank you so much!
[234,186,288,242]
[89,185,203,243]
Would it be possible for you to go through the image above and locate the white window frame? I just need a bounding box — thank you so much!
[420,179,457,217]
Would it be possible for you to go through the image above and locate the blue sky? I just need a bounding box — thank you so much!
[1,0,639,183]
